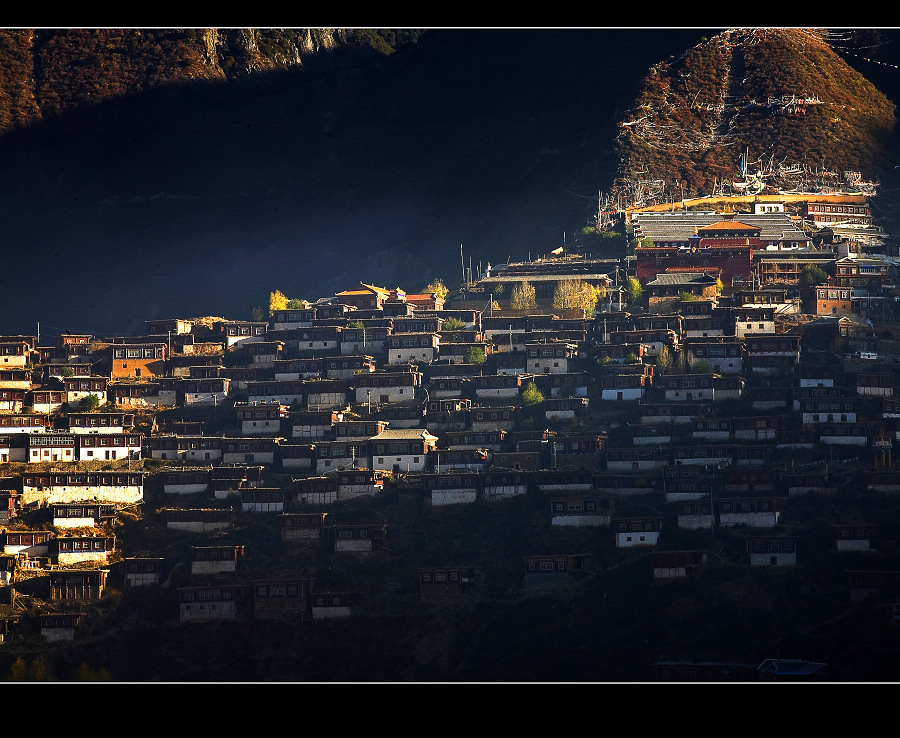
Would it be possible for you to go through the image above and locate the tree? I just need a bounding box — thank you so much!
[627,236,654,257]
[656,345,672,373]
[268,289,289,316]
[600,228,628,252]
[7,657,51,681]
[75,662,111,681]
[521,381,544,406]
[552,279,604,315]
[510,280,536,311]
[442,317,466,330]
[581,224,599,240]
[464,346,486,364]
[625,276,643,304]
[691,358,711,374]
[552,280,576,309]
[7,657,26,681]
[799,266,828,287]
[78,394,102,412]
[424,279,449,299]
[715,278,724,295]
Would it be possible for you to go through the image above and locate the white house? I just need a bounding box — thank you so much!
[748,536,797,566]
[525,342,578,374]
[424,472,480,506]
[615,518,662,548]
[386,333,440,365]
[369,428,438,473]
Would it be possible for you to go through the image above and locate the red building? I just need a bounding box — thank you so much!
[635,217,758,287]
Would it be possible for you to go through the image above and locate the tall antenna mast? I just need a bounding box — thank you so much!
[461,244,465,286]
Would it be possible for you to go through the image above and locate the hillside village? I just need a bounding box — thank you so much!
[3,192,900,680]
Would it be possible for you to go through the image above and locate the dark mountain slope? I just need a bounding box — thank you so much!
[0,28,715,337]
[2,28,898,338]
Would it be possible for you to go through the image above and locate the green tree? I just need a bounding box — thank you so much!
[625,276,643,304]
[521,381,544,406]
[464,346,486,364]
[600,229,627,251]
[510,280,537,311]
[691,358,712,374]
[442,317,466,330]
[627,236,655,257]
[78,394,102,412]
[799,266,828,287]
